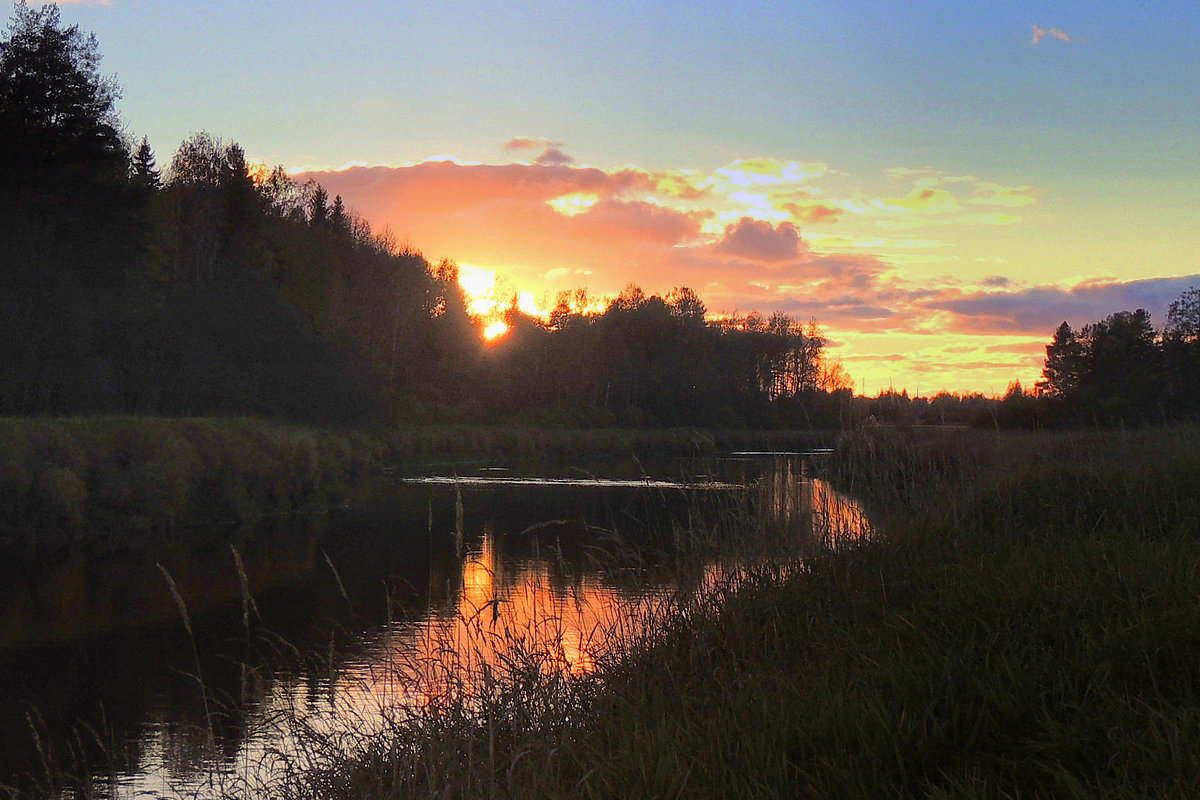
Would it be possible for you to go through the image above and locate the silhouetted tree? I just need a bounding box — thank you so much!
[308,182,329,228]
[1042,321,1084,397]
[1074,309,1161,423]
[130,136,162,192]
[0,1,125,193]
[1163,287,1200,417]
[1167,287,1200,342]
[330,194,348,233]
[0,1,135,283]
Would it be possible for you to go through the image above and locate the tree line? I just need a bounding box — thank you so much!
[0,3,852,429]
[1037,292,1200,425]
[0,3,478,425]
[826,293,1200,430]
[478,287,850,428]
[8,4,1192,431]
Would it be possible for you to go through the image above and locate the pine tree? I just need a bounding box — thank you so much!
[130,136,162,192]
[330,194,348,233]
[308,183,329,228]
[1042,321,1083,397]
[0,2,127,196]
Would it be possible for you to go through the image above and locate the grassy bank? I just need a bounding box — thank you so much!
[378,424,833,472]
[0,417,831,559]
[0,417,377,557]
[280,426,1200,799]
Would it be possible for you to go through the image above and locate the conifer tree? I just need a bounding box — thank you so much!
[130,136,162,192]
[1043,321,1083,397]
[0,1,127,199]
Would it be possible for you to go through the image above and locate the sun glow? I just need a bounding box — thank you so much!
[547,193,599,216]
[515,290,547,320]
[483,321,510,341]
[458,264,496,298]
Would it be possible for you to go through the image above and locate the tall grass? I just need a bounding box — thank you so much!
[14,426,1200,798]
[0,417,828,560]
[269,426,1200,800]
[0,417,377,557]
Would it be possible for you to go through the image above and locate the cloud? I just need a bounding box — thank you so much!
[923,275,1200,334]
[713,158,829,187]
[1031,25,1071,45]
[783,202,841,224]
[304,160,706,305]
[534,146,574,167]
[714,218,806,263]
[503,137,562,152]
[876,187,960,215]
[570,198,705,245]
[968,181,1038,208]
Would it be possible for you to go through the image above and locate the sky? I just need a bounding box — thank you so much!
[37,0,1200,395]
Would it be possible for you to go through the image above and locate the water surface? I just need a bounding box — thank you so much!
[0,453,869,796]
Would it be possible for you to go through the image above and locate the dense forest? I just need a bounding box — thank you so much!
[2,4,1197,431]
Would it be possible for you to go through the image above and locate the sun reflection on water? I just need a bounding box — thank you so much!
[110,464,871,797]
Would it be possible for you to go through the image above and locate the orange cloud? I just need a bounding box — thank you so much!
[784,201,842,224]
[294,156,1192,394]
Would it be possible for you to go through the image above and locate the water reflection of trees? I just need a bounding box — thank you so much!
[329,462,872,715]
[757,458,872,547]
[45,461,872,795]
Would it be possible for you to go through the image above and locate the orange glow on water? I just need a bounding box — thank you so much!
[331,471,871,716]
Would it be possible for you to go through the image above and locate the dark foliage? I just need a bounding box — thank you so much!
[0,8,478,426]
[477,286,849,428]
[1037,297,1200,425]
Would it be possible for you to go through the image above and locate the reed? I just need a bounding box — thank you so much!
[274,426,1200,799]
[15,426,1200,799]
[0,416,378,558]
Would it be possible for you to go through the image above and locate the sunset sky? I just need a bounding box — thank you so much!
[45,0,1200,395]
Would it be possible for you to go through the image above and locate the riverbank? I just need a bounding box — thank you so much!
[0,416,832,560]
[285,425,1200,799]
[0,417,378,559]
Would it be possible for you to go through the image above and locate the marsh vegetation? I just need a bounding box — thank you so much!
[5,7,1200,799]
[7,426,1200,799]
[281,426,1200,800]
[2,448,857,797]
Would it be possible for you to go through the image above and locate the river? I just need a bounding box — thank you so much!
[0,452,869,797]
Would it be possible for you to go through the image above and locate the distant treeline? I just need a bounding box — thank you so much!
[479,290,852,427]
[846,294,1200,430]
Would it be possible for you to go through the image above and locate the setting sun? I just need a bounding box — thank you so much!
[483,321,510,341]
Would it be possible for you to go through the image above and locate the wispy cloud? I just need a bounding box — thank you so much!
[1031,25,1071,45]
[503,137,563,152]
